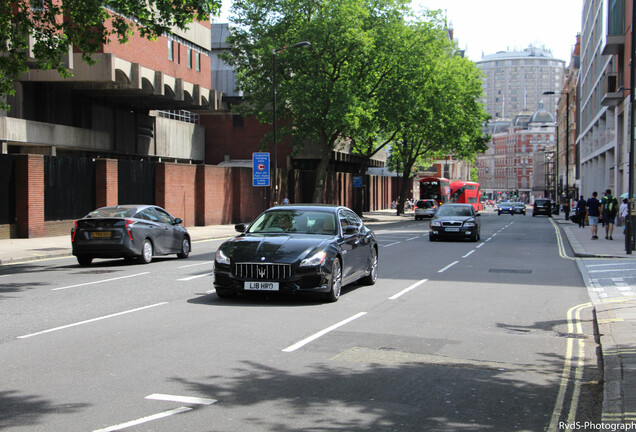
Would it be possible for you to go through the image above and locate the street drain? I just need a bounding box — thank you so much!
[74,270,119,275]
[489,269,532,274]
[507,328,531,333]
[556,332,587,339]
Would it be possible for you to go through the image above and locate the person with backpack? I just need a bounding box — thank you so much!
[600,188,619,240]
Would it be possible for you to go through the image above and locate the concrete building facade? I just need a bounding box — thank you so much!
[578,0,631,200]
[2,9,220,162]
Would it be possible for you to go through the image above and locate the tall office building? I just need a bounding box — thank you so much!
[477,46,565,119]
[578,0,629,198]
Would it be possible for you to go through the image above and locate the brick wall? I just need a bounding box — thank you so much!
[156,163,197,227]
[101,12,211,90]
[96,159,118,208]
[233,167,269,223]
[15,154,45,238]
[0,224,16,238]
[201,114,279,165]
[45,220,74,237]
[6,156,394,239]
[196,165,234,226]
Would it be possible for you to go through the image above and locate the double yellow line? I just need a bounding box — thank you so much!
[548,302,592,430]
[547,219,591,429]
[550,218,576,260]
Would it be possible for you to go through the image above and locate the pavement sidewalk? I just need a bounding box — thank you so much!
[2,210,636,425]
[559,218,636,425]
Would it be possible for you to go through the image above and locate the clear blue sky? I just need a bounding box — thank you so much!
[215,0,584,63]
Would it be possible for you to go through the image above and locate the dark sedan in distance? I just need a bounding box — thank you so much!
[533,199,552,216]
[512,202,527,215]
[71,205,191,266]
[213,205,378,302]
[429,204,481,242]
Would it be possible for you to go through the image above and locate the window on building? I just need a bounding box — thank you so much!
[187,48,192,69]
[168,40,174,61]
[195,52,200,71]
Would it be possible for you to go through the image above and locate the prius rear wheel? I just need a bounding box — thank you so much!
[77,255,93,266]
[177,237,190,259]
[139,239,153,264]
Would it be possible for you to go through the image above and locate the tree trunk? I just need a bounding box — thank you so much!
[396,163,414,215]
[312,142,331,203]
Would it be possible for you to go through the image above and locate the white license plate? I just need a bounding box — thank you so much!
[445,228,460,232]
[244,281,279,291]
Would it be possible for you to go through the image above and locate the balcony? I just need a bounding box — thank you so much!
[602,34,625,56]
[601,0,625,55]
[601,73,624,107]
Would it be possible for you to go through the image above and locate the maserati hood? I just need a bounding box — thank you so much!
[223,234,331,263]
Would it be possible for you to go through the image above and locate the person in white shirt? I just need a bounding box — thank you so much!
[619,198,629,234]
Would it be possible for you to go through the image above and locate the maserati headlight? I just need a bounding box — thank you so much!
[431,221,441,227]
[215,249,231,265]
[463,221,475,227]
[300,250,327,267]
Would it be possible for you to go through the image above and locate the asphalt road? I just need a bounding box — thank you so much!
[0,212,602,432]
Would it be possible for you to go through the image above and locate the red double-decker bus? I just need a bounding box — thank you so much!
[419,177,450,206]
[449,181,482,211]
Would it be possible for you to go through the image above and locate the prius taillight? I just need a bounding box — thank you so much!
[72,220,78,242]
[125,219,135,241]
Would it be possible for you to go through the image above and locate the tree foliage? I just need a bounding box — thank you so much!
[386,20,491,213]
[0,0,220,110]
[223,0,489,204]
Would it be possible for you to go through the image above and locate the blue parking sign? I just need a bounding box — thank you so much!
[253,153,270,187]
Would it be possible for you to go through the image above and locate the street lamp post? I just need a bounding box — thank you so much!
[554,125,559,203]
[543,90,569,220]
[272,41,311,205]
[627,0,636,254]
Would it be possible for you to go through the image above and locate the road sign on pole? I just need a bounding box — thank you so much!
[253,153,270,187]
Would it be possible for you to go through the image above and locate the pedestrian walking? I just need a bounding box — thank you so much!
[282,195,290,205]
[600,189,619,240]
[586,192,601,240]
[576,196,587,228]
[563,200,570,221]
[619,198,629,234]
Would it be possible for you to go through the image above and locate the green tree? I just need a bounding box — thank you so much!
[0,0,220,110]
[470,166,479,183]
[386,17,490,214]
[223,0,411,203]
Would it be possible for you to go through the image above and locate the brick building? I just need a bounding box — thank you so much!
[476,106,555,202]
[0,9,222,239]
[0,17,394,239]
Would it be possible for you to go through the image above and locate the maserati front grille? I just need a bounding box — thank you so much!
[233,263,292,280]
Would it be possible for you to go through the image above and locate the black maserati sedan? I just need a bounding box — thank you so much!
[213,205,378,302]
[429,203,481,242]
[71,205,191,266]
